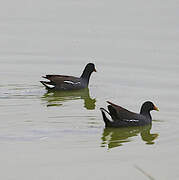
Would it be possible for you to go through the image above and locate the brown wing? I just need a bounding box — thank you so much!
[43,75,80,84]
[107,101,140,121]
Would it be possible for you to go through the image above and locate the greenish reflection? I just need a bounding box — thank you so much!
[101,125,158,149]
[41,88,96,110]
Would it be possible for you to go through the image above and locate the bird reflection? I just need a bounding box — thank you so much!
[41,88,96,110]
[101,124,158,149]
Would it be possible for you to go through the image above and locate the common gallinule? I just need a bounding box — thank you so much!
[100,101,159,127]
[40,63,96,91]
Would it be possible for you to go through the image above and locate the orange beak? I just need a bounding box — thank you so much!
[94,68,97,72]
[154,105,159,111]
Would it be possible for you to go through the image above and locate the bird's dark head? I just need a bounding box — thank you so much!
[85,63,97,73]
[140,101,159,114]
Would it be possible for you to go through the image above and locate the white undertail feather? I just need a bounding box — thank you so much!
[101,108,113,122]
[44,83,55,88]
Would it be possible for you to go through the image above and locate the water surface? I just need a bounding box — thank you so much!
[0,0,179,179]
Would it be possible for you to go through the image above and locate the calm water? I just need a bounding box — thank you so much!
[0,0,179,179]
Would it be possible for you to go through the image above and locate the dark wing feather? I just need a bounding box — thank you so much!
[41,75,83,90]
[42,75,80,84]
[107,101,141,121]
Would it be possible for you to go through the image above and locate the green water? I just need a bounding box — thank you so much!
[0,0,179,179]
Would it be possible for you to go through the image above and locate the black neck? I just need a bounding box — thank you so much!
[80,69,93,85]
[140,109,152,119]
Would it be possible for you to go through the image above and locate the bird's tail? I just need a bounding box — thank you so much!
[100,108,113,127]
[40,81,55,90]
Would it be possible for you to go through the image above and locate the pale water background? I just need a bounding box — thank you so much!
[0,0,179,179]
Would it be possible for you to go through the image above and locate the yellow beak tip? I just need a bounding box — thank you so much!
[154,106,159,111]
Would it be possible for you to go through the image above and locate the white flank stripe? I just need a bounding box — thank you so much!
[124,119,139,122]
[64,81,80,85]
